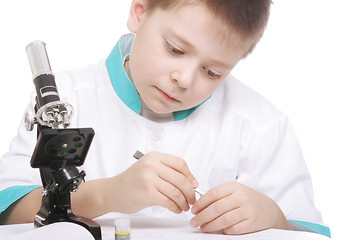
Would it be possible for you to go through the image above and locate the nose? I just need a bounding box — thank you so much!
[170,65,196,89]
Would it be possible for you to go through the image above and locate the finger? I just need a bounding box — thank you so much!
[157,163,196,205]
[157,153,198,187]
[126,156,183,213]
[222,218,256,235]
[154,173,190,211]
[200,207,247,233]
[191,184,232,215]
[190,192,239,228]
[138,152,196,208]
[153,189,183,214]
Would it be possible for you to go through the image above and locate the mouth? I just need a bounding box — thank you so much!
[156,87,180,103]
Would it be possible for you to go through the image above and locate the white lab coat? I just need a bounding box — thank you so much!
[0,35,327,235]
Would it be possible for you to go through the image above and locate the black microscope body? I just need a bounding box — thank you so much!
[25,41,101,240]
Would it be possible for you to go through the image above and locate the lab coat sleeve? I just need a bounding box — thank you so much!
[0,95,42,214]
[238,114,330,237]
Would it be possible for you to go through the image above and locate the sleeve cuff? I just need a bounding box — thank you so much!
[0,185,42,214]
[289,219,331,238]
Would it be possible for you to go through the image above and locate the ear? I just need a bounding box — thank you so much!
[127,0,148,33]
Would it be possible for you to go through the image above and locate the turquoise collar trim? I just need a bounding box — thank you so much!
[106,34,141,114]
[105,34,206,121]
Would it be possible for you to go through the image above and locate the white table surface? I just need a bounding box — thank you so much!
[0,217,330,240]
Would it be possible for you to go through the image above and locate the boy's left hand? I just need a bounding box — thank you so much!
[190,182,293,235]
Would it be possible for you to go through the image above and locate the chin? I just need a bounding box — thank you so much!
[145,99,188,114]
[146,103,173,115]
[152,108,173,115]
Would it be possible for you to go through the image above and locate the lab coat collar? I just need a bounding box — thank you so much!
[105,33,205,121]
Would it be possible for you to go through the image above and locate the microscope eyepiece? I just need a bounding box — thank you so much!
[26,41,53,80]
[26,41,73,129]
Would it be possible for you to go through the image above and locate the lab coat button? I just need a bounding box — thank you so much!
[152,131,162,141]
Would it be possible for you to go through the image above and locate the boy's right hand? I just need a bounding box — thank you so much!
[105,151,198,214]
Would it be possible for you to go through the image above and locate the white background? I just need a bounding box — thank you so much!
[0,1,359,239]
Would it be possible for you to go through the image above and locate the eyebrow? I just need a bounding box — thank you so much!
[167,27,194,49]
[167,28,233,70]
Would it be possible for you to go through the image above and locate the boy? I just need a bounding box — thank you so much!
[0,0,330,237]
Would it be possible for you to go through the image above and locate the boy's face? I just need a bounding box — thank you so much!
[127,2,244,114]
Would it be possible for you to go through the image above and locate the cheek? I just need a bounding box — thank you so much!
[131,48,167,86]
[130,57,158,88]
[145,58,166,81]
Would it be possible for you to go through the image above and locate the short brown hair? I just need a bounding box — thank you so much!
[145,0,272,58]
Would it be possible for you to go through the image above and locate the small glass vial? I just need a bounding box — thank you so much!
[115,218,131,240]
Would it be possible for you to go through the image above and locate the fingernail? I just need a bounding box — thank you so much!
[191,206,198,214]
[192,179,199,188]
[176,207,182,214]
[190,218,198,228]
[184,204,190,212]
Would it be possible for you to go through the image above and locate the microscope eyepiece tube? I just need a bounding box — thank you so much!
[25,40,74,128]
[26,41,53,80]
[26,41,60,109]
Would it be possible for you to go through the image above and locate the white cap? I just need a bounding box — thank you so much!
[115,218,131,234]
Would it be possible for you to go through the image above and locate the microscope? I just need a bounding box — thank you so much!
[24,41,102,240]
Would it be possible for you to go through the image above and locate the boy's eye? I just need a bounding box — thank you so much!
[165,40,184,55]
[203,67,221,79]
